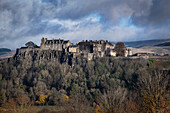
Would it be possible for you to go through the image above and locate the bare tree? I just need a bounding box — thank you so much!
[63,91,91,113]
[96,87,127,113]
[138,69,170,112]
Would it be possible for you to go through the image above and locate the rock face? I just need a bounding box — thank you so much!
[14,48,72,65]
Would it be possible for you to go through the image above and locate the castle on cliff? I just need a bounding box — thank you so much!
[17,38,132,60]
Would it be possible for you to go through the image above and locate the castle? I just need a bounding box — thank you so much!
[17,38,132,60]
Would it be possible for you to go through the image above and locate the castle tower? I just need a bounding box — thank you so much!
[41,37,47,49]
[41,38,44,46]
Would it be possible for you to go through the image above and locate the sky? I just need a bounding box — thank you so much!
[0,0,170,49]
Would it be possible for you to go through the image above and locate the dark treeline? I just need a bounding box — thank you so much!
[0,50,169,113]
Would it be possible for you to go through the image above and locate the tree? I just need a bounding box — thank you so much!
[35,94,48,105]
[114,42,126,57]
[64,92,91,113]
[0,96,34,113]
[138,69,170,112]
[96,87,128,113]
[0,89,6,105]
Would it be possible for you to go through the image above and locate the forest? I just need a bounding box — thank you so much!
[0,50,169,113]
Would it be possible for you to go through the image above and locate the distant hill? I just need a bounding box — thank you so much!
[0,48,11,52]
[0,48,11,55]
[155,42,170,46]
[0,48,16,60]
[124,39,170,48]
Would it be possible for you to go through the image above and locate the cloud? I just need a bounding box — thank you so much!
[0,0,170,49]
[132,0,170,26]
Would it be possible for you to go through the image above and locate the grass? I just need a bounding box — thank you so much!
[35,106,64,112]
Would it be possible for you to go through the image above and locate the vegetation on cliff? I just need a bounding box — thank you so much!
[0,50,169,113]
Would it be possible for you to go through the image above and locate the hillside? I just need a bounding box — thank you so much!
[124,39,170,48]
[155,42,170,46]
[0,48,15,60]
[0,48,11,55]
[0,49,169,112]
[128,46,170,55]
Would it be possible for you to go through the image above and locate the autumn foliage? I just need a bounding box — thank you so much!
[0,95,35,113]
[138,69,170,113]
[35,94,48,105]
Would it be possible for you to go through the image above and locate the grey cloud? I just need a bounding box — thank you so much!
[43,0,168,26]
[51,0,152,23]
[0,0,170,49]
[60,0,170,26]
[1,0,169,26]
[132,0,170,26]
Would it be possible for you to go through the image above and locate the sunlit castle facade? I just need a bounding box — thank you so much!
[41,38,71,51]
